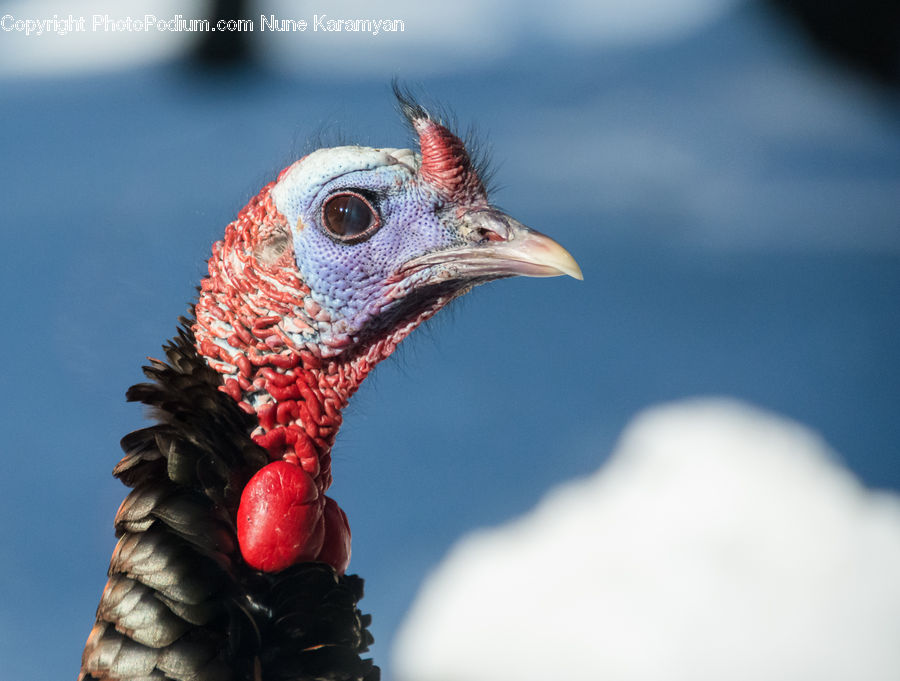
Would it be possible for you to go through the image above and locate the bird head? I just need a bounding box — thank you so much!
[191,91,582,573]
[195,91,581,410]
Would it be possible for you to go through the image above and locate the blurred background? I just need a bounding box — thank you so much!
[1,0,898,679]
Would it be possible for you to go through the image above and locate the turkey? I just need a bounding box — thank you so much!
[79,87,582,681]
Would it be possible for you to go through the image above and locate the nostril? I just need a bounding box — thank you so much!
[476,227,506,243]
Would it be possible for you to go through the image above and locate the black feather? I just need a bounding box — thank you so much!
[80,320,378,681]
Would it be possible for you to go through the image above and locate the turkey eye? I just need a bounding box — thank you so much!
[322,192,379,241]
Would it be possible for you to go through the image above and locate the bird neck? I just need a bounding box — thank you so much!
[192,183,420,493]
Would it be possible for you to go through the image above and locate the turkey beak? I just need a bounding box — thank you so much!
[403,209,583,281]
[465,210,583,280]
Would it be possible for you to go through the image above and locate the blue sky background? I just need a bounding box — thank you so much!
[0,1,898,679]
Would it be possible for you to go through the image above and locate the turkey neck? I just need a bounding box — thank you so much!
[191,184,373,494]
[192,183,458,496]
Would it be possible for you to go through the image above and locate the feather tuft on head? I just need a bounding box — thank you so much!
[393,82,489,206]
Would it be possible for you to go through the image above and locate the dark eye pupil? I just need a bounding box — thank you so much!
[323,194,376,239]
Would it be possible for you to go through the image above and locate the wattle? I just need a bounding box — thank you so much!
[237,461,325,572]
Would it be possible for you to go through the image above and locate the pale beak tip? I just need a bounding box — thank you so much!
[541,240,583,281]
[566,259,585,281]
[513,232,583,280]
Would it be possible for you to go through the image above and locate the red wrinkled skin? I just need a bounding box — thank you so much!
[196,120,473,575]
[195,183,443,575]
[194,183,362,575]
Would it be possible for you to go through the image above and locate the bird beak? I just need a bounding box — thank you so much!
[402,209,583,282]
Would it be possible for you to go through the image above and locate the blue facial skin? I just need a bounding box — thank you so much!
[272,146,469,348]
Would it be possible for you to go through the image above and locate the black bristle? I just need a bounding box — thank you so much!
[392,78,431,126]
[392,79,498,198]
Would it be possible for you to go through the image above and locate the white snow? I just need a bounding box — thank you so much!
[393,399,900,681]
